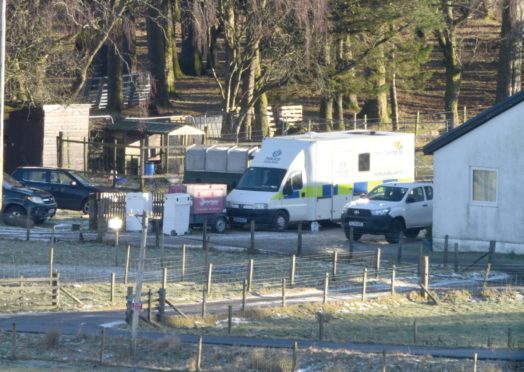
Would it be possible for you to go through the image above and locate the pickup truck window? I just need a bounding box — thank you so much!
[424,186,433,200]
[407,187,425,203]
[368,185,407,202]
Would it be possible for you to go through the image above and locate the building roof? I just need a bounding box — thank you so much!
[107,119,205,135]
[423,89,524,155]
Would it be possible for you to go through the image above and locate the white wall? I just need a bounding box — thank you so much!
[432,103,524,254]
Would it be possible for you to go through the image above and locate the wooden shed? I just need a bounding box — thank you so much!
[5,104,91,173]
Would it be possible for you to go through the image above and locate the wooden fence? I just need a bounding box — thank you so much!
[0,273,60,308]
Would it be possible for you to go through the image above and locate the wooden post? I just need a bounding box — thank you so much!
[201,287,207,318]
[443,235,449,268]
[488,240,496,265]
[124,244,131,285]
[290,255,296,287]
[99,328,106,365]
[282,278,286,307]
[162,267,168,289]
[391,265,396,295]
[249,220,256,253]
[323,273,329,304]
[181,244,187,281]
[196,336,203,372]
[125,287,133,324]
[292,341,298,371]
[25,206,32,240]
[49,244,54,286]
[206,263,213,296]
[413,320,417,344]
[361,268,367,301]
[51,272,60,306]
[203,219,208,266]
[317,313,324,341]
[454,242,459,272]
[157,288,166,322]
[242,279,247,313]
[421,256,429,299]
[147,289,152,321]
[57,132,64,168]
[110,273,115,302]
[247,259,254,292]
[397,237,403,264]
[482,262,492,292]
[297,223,302,256]
[11,323,16,360]
[332,251,338,279]
[473,352,478,372]
[227,305,233,335]
[83,137,88,173]
[375,248,381,279]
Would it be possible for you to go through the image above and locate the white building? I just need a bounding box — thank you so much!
[423,91,524,254]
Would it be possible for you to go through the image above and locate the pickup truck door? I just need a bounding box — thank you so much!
[404,186,430,228]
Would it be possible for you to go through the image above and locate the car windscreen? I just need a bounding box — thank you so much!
[69,171,93,186]
[367,185,408,202]
[236,167,287,191]
[3,173,23,189]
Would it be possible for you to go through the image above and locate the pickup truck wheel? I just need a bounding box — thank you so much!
[272,211,289,231]
[385,219,404,244]
[3,205,28,226]
[404,228,420,238]
[213,216,227,233]
[344,228,362,241]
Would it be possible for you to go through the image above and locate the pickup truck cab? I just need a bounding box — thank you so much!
[341,182,433,243]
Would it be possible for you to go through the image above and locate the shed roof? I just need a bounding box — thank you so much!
[107,119,205,135]
[423,89,524,155]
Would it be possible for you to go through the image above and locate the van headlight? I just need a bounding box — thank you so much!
[27,196,44,204]
[253,203,268,210]
[371,208,390,216]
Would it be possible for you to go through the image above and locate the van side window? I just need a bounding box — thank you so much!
[424,186,433,200]
[359,153,370,172]
[289,171,303,190]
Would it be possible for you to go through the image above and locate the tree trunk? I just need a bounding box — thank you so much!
[165,0,179,95]
[496,0,523,102]
[390,71,399,131]
[122,16,137,75]
[180,0,202,76]
[321,96,334,131]
[376,48,391,126]
[241,45,258,141]
[107,42,124,112]
[147,1,171,109]
[334,94,345,130]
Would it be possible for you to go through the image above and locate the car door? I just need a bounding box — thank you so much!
[49,170,79,209]
[403,186,427,228]
[422,185,434,226]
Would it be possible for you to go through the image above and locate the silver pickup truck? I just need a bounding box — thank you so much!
[341,182,433,243]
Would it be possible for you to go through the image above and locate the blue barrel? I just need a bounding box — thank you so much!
[144,162,155,176]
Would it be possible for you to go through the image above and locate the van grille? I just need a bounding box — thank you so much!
[346,208,371,217]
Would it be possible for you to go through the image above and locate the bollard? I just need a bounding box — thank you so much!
[421,256,429,299]
[11,323,16,360]
[181,244,187,281]
[323,273,329,305]
[162,267,168,289]
[290,255,296,287]
[49,246,54,286]
[125,287,133,323]
[413,320,417,344]
[206,263,213,296]
[473,352,478,372]
[147,289,152,321]
[51,272,60,307]
[348,227,354,260]
[375,248,381,279]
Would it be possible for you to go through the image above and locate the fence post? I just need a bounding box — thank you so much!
[51,272,60,307]
[290,255,296,287]
[242,279,247,313]
[317,312,324,341]
[443,235,449,268]
[181,243,187,281]
[157,288,166,322]
[206,263,213,296]
[203,219,208,265]
[282,278,286,307]
[228,305,233,334]
[196,336,203,372]
[421,256,429,299]
[292,341,298,371]
[297,223,302,256]
[488,240,496,266]
[332,251,338,279]
[49,241,54,286]
[125,287,133,323]
[162,267,168,289]
[323,273,329,305]
[110,273,115,302]
[375,248,381,279]
[454,242,459,272]
[123,244,131,285]
[147,289,152,321]
[99,328,106,365]
[247,259,254,292]
[57,131,64,168]
[482,262,492,292]
[11,323,16,360]
[361,268,367,301]
[391,265,396,295]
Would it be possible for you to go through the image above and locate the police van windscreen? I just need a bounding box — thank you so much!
[237,167,287,191]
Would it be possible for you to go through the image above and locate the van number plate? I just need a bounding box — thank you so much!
[348,221,364,227]
[233,217,247,223]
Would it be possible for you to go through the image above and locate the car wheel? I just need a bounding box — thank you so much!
[272,211,289,231]
[3,205,28,226]
[344,228,362,241]
[385,219,404,244]
[81,199,90,215]
[404,228,420,238]
[214,216,227,233]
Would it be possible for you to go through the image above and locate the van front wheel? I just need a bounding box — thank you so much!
[272,211,289,231]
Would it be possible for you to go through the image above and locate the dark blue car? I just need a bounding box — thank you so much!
[12,167,106,214]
